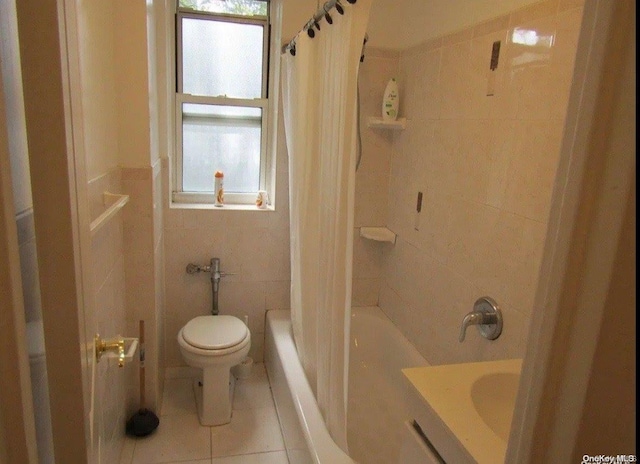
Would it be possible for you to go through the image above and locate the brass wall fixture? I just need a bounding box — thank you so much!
[95,334,130,367]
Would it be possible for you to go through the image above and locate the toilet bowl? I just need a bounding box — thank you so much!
[177,315,250,426]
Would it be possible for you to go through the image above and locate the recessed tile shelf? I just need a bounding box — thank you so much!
[367,116,407,130]
[359,227,397,244]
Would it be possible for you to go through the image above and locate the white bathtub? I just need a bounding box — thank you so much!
[265,307,429,464]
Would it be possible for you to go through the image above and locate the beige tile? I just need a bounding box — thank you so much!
[225,227,271,281]
[161,378,197,416]
[182,209,228,230]
[354,171,389,227]
[226,210,271,230]
[442,26,474,46]
[509,0,559,27]
[131,413,211,464]
[352,235,383,280]
[265,230,291,282]
[413,189,453,265]
[402,37,443,57]
[399,48,441,121]
[248,332,264,364]
[548,6,584,120]
[365,47,400,60]
[217,281,266,334]
[162,460,211,464]
[232,363,274,411]
[378,284,406,334]
[467,31,510,120]
[484,120,517,210]
[474,13,510,38]
[211,451,288,464]
[502,120,563,222]
[265,281,291,310]
[351,278,380,307]
[558,0,584,12]
[439,40,473,120]
[210,407,285,457]
[122,166,152,181]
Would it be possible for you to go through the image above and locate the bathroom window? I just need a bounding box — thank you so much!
[174,0,272,205]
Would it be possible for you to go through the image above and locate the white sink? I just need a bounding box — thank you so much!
[403,359,522,464]
[471,372,520,441]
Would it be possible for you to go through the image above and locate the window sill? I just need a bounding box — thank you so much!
[169,202,275,212]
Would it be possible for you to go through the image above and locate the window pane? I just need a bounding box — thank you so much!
[182,103,262,193]
[178,0,268,17]
[182,18,264,98]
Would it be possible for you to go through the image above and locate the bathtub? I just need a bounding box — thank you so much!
[265,307,429,464]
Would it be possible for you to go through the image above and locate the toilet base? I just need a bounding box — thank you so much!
[193,366,236,426]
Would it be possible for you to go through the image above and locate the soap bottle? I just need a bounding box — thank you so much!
[214,170,224,207]
[382,78,399,121]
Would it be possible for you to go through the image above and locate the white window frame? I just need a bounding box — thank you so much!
[173,5,272,206]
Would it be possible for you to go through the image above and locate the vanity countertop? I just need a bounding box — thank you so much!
[402,358,523,464]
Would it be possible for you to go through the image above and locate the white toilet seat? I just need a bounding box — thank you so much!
[178,315,250,358]
[182,315,248,350]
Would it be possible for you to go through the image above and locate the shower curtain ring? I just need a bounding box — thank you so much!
[335,0,345,15]
[290,41,296,56]
[346,0,356,3]
[323,3,333,24]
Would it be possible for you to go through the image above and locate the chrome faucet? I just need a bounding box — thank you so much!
[186,258,235,315]
[459,297,503,342]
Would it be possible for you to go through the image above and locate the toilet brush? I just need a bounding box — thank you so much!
[126,320,159,437]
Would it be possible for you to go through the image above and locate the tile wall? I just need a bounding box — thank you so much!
[88,163,165,460]
[162,111,291,367]
[162,0,583,370]
[88,168,128,464]
[352,48,399,307]
[378,0,584,364]
[121,162,165,414]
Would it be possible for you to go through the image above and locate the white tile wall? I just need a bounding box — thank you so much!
[162,120,292,366]
[88,169,128,464]
[378,0,584,364]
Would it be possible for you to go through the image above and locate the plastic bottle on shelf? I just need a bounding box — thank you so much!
[214,170,224,207]
[382,78,399,121]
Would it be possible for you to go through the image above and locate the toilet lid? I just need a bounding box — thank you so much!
[182,315,248,350]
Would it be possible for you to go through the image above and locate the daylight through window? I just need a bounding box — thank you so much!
[175,0,270,204]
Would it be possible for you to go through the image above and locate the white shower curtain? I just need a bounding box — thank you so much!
[281,0,372,453]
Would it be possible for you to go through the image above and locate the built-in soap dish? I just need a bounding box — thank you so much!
[367,116,407,130]
[359,227,397,244]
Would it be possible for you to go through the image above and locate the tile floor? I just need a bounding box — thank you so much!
[120,364,289,464]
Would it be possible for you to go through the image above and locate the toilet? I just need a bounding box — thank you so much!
[177,315,251,426]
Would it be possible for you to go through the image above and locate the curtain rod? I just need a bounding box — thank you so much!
[281,0,357,56]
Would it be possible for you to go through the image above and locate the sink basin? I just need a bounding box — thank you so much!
[471,372,520,441]
[402,359,523,464]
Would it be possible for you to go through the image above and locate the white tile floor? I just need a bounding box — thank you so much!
[120,364,289,464]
